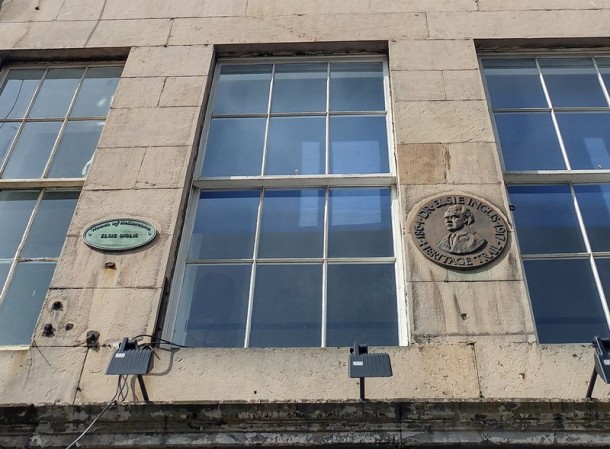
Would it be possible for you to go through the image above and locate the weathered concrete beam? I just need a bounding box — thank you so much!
[2,400,610,448]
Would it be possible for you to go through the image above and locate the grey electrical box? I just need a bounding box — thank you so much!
[106,338,153,375]
[593,336,610,384]
[348,343,392,378]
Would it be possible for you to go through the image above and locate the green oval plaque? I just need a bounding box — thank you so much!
[83,219,156,251]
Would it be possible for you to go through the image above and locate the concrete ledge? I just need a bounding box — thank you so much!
[3,400,610,448]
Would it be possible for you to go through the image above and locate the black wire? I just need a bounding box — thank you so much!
[65,375,125,449]
[133,334,189,348]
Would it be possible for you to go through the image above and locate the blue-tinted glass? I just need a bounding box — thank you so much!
[71,66,122,117]
[250,264,322,348]
[597,58,610,94]
[575,185,610,252]
[0,262,9,292]
[47,120,104,178]
[21,191,78,258]
[189,191,259,260]
[29,68,84,118]
[482,59,547,109]
[508,185,585,254]
[0,122,19,167]
[328,188,393,258]
[271,63,327,113]
[540,58,607,107]
[258,190,324,258]
[556,112,610,170]
[178,264,250,347]
[330,62,385,111]
[330,116,389,174]
[327,263,398,347]
[2,121,62,179]
[494,112,565,171]
[524,259,607,343]
[265,117,325,175]
[595,258,610,318]
[0,262,56,345]
[0,69,43,119]
[202,118,265,177]
[212,65,272,114]
[0,190,37,259]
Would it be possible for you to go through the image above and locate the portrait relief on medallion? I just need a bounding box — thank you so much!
[410,194,509,270]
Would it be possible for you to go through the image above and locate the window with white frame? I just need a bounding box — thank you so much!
[167,58,405,348]
[0,64,122,345]
[482,56,610,343]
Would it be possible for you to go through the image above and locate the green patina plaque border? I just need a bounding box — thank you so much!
[83,218,157,251]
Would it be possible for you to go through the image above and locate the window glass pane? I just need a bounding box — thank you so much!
[0,190,37,259]
[595,257,610,316]
[271,63,327,113]
[0,69,44,119]
[330,116,389,174]
[597,57,610,92]
[265,117,325,175]
[0,262,9,292]
[494,112,565,171]
[524,259,608,343]
[71,66,122,117]
[508,185,585,254]
[47,120,104,178]
[482,59,547,109]
[575,185,610,252]
[556,112,610,170]
[0,262,55,345]
[202,118,265,177]
[330,62,385,111]
[29,68,84,118]
[21,191,79,258]
[327,263,398,347]
[258,189,324,258]
[539,58,607,107]
[250,264,322,348]
[189,191,259,260]
[0,122,19,167]
[212,65,272,114]
[177,264,250,348]
[2,121,62,179]
[328,188,393,258]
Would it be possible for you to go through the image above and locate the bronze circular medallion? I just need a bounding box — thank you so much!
[410,194,509,270]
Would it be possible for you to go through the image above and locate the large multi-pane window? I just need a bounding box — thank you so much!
[0,64,122,345]
[167,58,404,348]
[482,56,610,343]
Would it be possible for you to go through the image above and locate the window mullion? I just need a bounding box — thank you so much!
[243,189,265,348]
[325,62,331,175]
[321,187,330,348]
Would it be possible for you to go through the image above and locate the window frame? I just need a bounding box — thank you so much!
[164,55,408,348]
[0,61,123,347]
[480,52,610,343]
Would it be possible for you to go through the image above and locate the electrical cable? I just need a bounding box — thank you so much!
[133,334,189,348]
[64,374,126,449]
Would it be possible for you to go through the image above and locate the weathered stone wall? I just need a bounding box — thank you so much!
[0,0,609,407]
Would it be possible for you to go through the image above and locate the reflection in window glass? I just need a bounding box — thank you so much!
[250,264,322,348]
[524,259,608,343]
[203,118,266,177]
[539,58,607,108]
[494,113,565,171]
[0,262,56,345]
[327,263,398,347]
[178,264,250,348]
[2,121,62,179]
[47,120,104,178]
[71,67,122,117]
[29,68,84,118]
[557,112,610,170]
[330,116,388,174]
[213,65,272,114]
[265,117,325,175]
[575,185,610,252]
[0,190,37,259]
[0,69,43,119]
[482,59,547,109]
[330,62,385,111]
[508,185,585,254]
[189,191,260,260]
[272,63,327,113]
[258,190,324,259]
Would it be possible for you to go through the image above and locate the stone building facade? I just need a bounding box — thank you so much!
[1,0,610,447]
